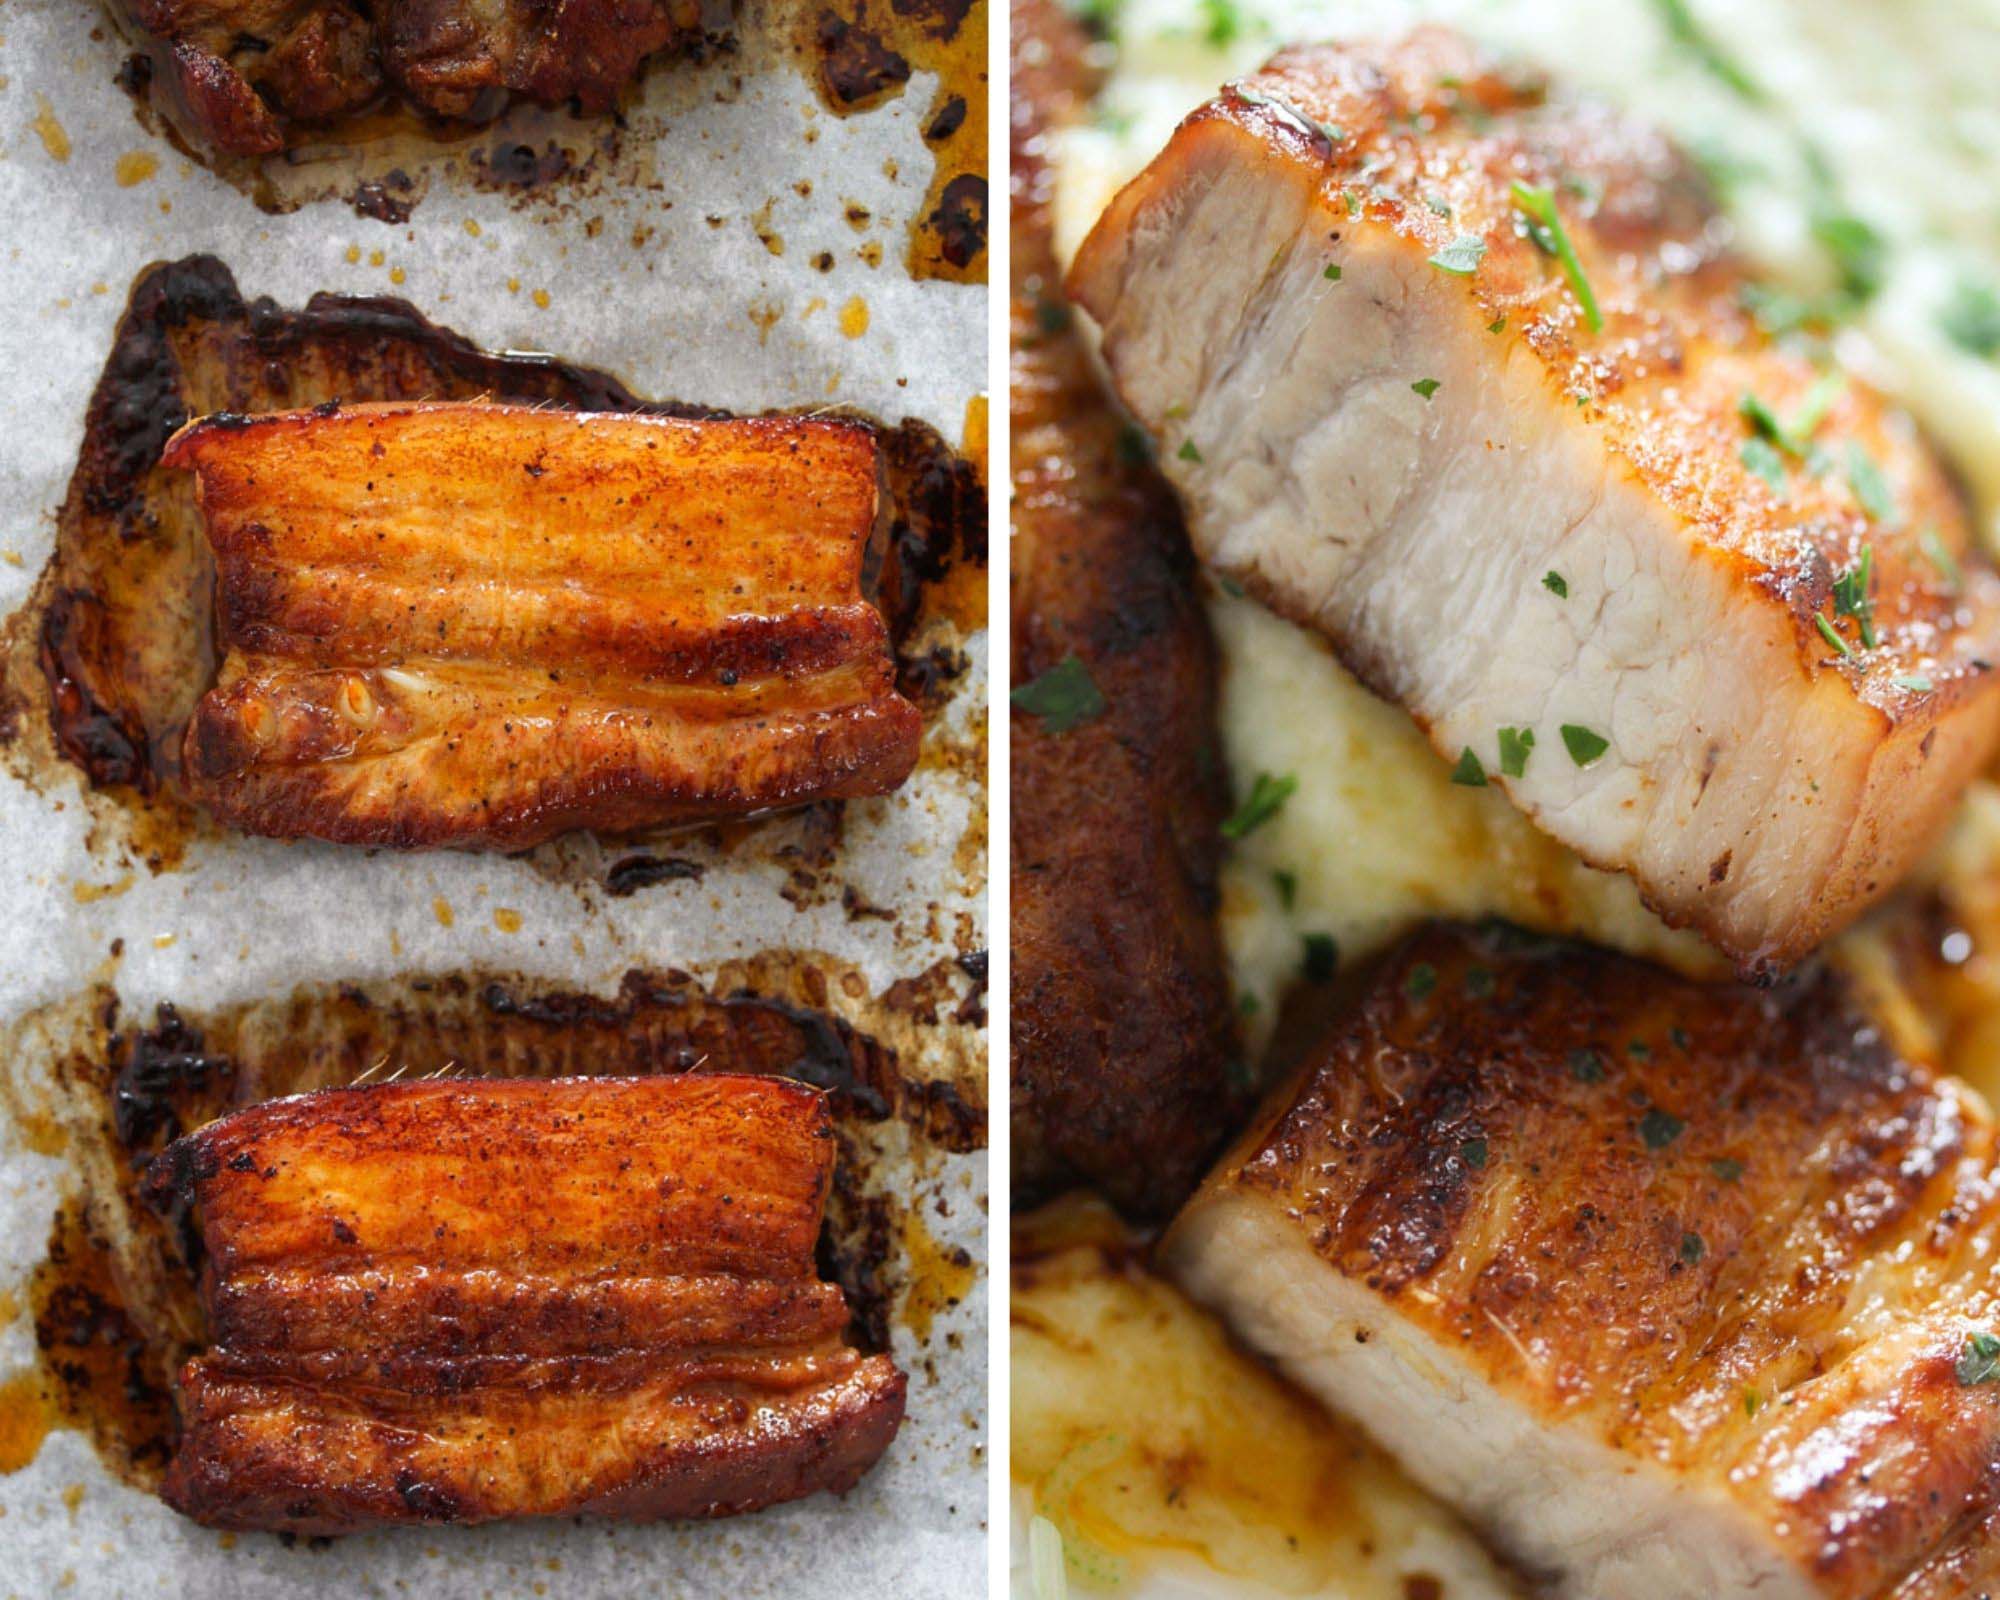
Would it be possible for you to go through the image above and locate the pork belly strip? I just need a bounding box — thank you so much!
[143,1075,906,1533]
[1068,29,2000,976]
[1166,923,2000,1598]
[1009,0,1242,1219]
[163,402,922,849]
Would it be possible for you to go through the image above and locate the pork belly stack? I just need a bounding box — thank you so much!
[143,1074,905,1534]
[1168,923,2000,1598]
[164,402,921,850]
[1069,29,2000,975]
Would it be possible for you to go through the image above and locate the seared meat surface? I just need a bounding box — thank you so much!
[117,0,730,155]
[1169,922,2000,1598]
[1010,0,1242,1219]
[1069,29,2000,976]
[144,1074,905,1533]
[165,401,921,850]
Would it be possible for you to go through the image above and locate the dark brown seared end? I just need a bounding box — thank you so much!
[120,0,732,154]
[1009,0,1243,1219]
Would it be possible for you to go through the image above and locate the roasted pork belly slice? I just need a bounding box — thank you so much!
[143,1075,906,1533]
[1069,30,2000,975]
[1166,923,2000,1599]
[1009,0,1243,1217]
[163,402,921,849]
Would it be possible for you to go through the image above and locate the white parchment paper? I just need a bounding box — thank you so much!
[0,0,988,1590]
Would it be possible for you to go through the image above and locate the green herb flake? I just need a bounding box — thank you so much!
[1813,210,1886,304]
[1739,390,1789,449]
[1197,0,1243,48]
[1832,544,1878,649]
[1848,445,1898,525]
[1639,1107,1686,1150]
[1405,963,1438,1001]
[1488,316,1507,334]
[1510,181,1604,334]
[1450,746,1488,786]
[1460,1137,1489,1169]
[1815,613,1853,658]
[1011,654,1107,734]
[1743,1389,1763,1418]
[1222,772,1298,840]
[1323,263,1343,282]
[1178,438,1204,464]
[1273,869,1298,910]
[1236,992,1261,1017]
[1958,1331,2000,1387]
[1680,1231,1706,1265]
[1921,525,1965,595]
[1542,570,1569,598]
[1302,933,1339,982]
[1464,966,1495,997]
[1429,234,1487,275]
[1891,673,1935,693]
[1650,0,1765,102]
[1411,378,1442,400]
[1711,1157,1745,1183]
[1498,726,1535,779]
[1560,724,1610,766]
[1740,436,1789,496]
[1789,373,1847,443]
[1628,1040,1652,1060]
[1942,278,2000,359]
[1569,1047,1606,1084]
[1034,297,1072,337]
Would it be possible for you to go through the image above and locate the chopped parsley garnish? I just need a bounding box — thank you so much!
[1222,772,1297,839]
[1639,1107,1686,1149]
[1302,933,1339,981]
[1178,438,1204,464]
[1740,437,1788,496]
[1034,297,1072,336]
[1011,654,1106,733]
[1743,1389,1763,1418]
[1450,747,1488,786]
[1273,869,1298,910]
[1891,673,1935,693]
[1941,278,2000,359]
[1498,726,1535,779]
[1560,724,1609,766]
[1428,234,1487,275]
[1510,181,1603,334]
[1711,1157,1744,1183]
[1568,1047,1606,1084]
[1815,613,1852,658]
[1958,1332,2000,1387]
[1680,1231,1705,1265]
[1789,373,1847,443]
[1739,390,1790,449]
[1464,966,1495,997]
[1921,525,1964,594]
[1488,316,1507,334]
[1847,445,1898,525]
[1405,963,1438,1001]
[1197,0,1244,48]
[1832,544,1878,649]
[1237,992,1261,1017]
[1813,210,1887,305]
[1460,1137,1489,1169]
[1323,263,1343,282]
[1411,378,1442,399]
[1628,1040,1652,1061]
[1542,570,1569,598]
[1650,0,1765,102]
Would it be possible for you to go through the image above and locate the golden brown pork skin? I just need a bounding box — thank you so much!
[163,401,922,850]
[143,1074,906,1534]
[1169,923,2000,1598]
[1008,0,1243,1220]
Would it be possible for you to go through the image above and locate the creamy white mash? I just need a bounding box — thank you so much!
[1047,0,2000,1023]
